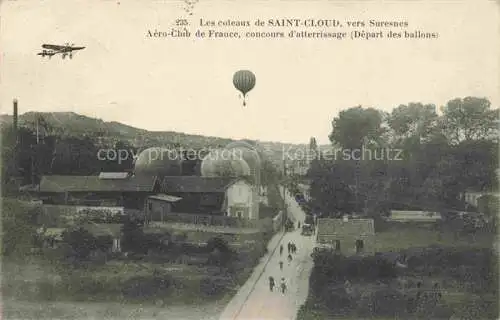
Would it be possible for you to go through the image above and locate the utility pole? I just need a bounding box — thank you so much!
[354,160,359,214]
[31,114,43,186]
[282,158,287,231]
[30,144,36,186]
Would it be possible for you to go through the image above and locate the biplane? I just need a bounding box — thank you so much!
[37,43,85,59]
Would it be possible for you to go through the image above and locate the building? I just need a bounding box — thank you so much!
[161,176,258,219]
[464,189,500,208]
[37,173,161,209]
[37,173,168,253]
[315,217,375,255]
[145,194,183,223]
[388,210,442,222]
[200,144,261,219]
[297,183,311,202]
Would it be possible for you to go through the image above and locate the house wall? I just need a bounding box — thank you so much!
[252,186,260,219]
[146,199,172,223]
[40,191,150,209]
[465,192,483,207]
[316,235,375,255]
[226,180,256,219]
[169,192,225,215]
[315,219,375,255]
[389,210,442,222]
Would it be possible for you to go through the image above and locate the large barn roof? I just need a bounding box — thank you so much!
[161,176,241,193]
[39,175,158,193]
[316,218,375,239]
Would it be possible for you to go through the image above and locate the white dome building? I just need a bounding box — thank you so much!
[200,149,251,178]
[224,141,264,219]
[134,147,182,178]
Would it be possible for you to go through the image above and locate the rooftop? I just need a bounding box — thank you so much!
[39,175,158,193]
[316,218,375,238]
[148,194,183,202]
[161,176,240,193]
[98,172,130,179]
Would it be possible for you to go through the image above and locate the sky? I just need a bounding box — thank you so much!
[1,0,499,144]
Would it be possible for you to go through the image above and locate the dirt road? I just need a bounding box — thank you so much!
[219,189,315,320]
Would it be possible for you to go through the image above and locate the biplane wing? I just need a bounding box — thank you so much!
[42,44,66,51]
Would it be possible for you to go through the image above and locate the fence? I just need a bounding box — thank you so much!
[39,205,273,231]
[147,212,273,231]
[272,211,283,232]
[39,205,140,227]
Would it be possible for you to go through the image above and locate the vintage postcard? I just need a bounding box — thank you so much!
[1,0,499,319]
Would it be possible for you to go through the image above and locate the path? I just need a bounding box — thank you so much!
[219,189,315,320]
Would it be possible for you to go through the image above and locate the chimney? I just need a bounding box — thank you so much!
[13,99,18,137]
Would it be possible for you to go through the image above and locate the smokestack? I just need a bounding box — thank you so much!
[13,99,18,135]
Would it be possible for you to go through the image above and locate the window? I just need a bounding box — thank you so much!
[356,239,364,253]
[335,240,341,252]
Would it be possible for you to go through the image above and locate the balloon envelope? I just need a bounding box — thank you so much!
[233,70,256,96]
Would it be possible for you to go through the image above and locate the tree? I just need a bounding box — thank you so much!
[121,217,147,254]
[1,200,38,257]
[329,106,386,150]
[1,126,18,185]
[309,136,319,160]
[329,106,387,214]
[441,97,499,144]
[308,159,356,216]
[260,158,282,187]
[61,227,98,260]
[206,237,235,268]
[387,103,438,143]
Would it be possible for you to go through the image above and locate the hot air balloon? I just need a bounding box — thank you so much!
[233,70,256,106]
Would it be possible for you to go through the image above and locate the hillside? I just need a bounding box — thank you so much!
[1,112,232,148]
[1,112,328,166]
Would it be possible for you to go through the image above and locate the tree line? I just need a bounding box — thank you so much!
[305,97,499,218]
[1,121,283,191]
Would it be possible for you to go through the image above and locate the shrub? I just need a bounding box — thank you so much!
[61,227,98,260]
[121,218,152,254]
[311,252,397,282]
[122,275,174,299]
[199,277,234,297]
[206,236,231,254]
[369,288,407,317]
[1,200,38,257]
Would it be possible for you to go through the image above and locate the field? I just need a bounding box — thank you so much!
[1,197,276,319]
[2,297,226,320]
[297,221,498,320]
[2,238,270,319]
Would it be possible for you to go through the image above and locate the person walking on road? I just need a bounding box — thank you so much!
[298,221,301,229]
[268,276,275,292]
[287,253,292,265]
[287,242,291,254]
[280,278,287,294]
[279,244,283,256]
[279,260,283,271]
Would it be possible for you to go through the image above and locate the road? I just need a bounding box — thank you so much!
[219,189,315,320]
